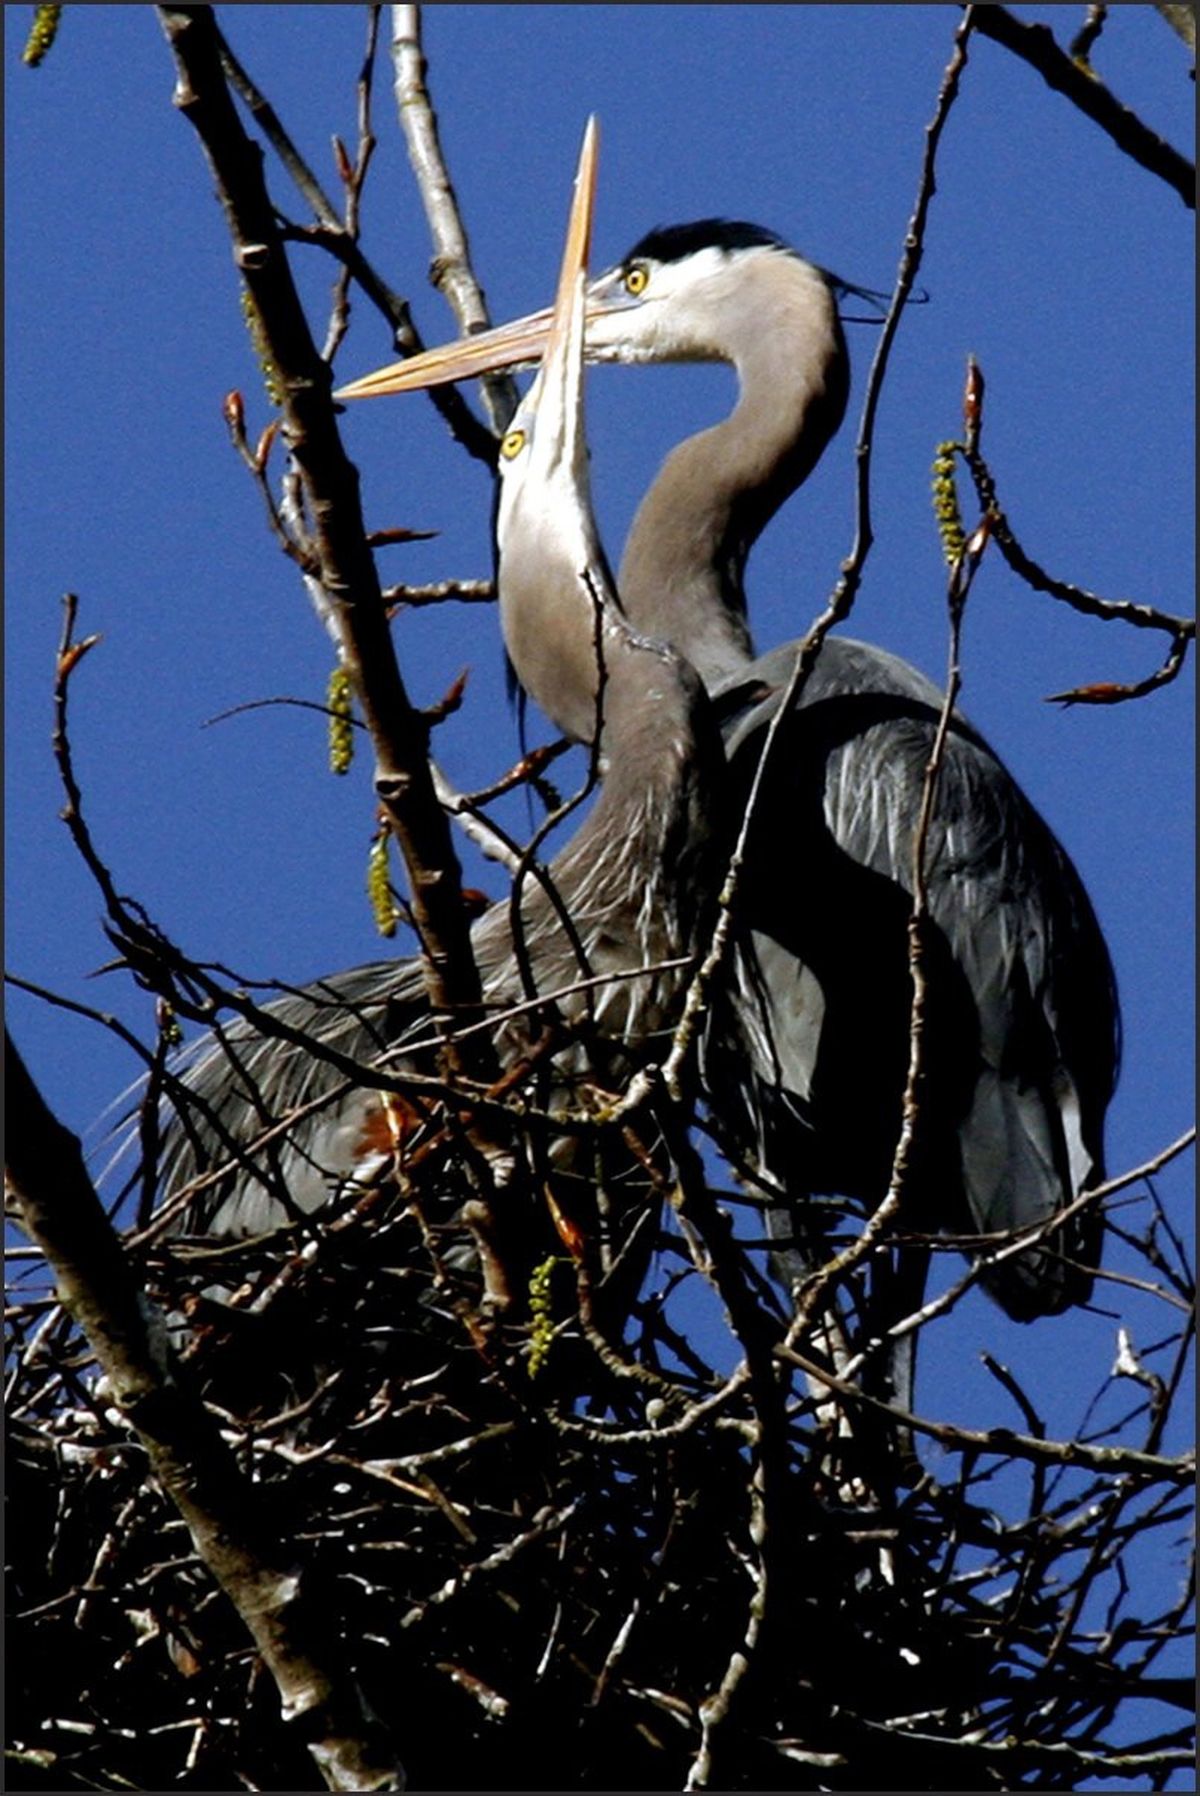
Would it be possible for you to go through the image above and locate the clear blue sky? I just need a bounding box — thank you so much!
[6,7,1194,1772]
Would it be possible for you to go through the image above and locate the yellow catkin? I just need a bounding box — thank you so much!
[23,5,61,66]
[527,1255,559,1378]
[367,830,398,938]
[327,665,354,775]
[158,1005,183,1049]
[239,287,284,407]
[931,440,966,567]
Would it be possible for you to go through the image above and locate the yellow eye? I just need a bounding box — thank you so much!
[624,263,649,297]
[500,427,526,461]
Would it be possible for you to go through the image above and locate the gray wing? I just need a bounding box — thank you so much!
[713,636,1118,1317]
[144,957,429,1236]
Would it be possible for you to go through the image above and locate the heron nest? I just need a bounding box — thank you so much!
[7,1138,1193,1793]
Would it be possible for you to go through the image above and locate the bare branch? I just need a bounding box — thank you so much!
[660,12,978,1110]
[778,1339,1193,1487]
[970,3,1195,207]
[1154,3,1197,53]
[834,9,977,615]
[4,1032,409,1792]
[388,4,519,434]
[214,9,497,465]
[383,576,494,607]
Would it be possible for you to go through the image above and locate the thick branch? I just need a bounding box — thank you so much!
[4,1031,407,1792]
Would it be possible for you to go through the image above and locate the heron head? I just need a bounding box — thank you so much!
[335,217,840,404]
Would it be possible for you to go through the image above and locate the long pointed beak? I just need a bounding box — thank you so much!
[335,127,598,404]
[543,117,597,390]
[335,307,559,401]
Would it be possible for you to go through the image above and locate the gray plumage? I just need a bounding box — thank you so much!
[599,224,1116,1326]
[153,208,1119,1380]
[391,218,1117,1337]
[709,635,1114,1320]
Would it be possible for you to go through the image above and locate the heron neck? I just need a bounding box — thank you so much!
[616,282,848,690]
[543,626,722,958]
[485,618,722,1022]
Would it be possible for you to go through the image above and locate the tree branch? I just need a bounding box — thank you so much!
[971,4,1195,208]
[4,1031,408,1792]
[389,3,519,434]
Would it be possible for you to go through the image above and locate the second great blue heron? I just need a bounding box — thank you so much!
[340,213,1119,1391]
[153,128,721,1317]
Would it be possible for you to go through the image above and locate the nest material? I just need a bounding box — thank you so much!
[6,1156,1193,1792]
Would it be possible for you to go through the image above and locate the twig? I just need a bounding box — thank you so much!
[834,10,977,617]
[1153,3,1196,53]
[660,9,977,1105]
[952,439,1195,703]
[428,741,571,873]
[398,1499,580,1629]
[685,1535,766,1791]
[1069,5,1108,69]
[428,763,521,874]
[1080,1127,1196,1206]
[383,577,494,607]
[223,394,314,568]
[777,1339,1192,1486]
[319,7,380,364]
[880,365,991,1245]
[661,1133,789,1789]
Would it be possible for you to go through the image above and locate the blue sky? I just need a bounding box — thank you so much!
[6,6,1194,1769]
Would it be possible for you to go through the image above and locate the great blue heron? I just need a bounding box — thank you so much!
[338,215,1119,1395]
[152,127,721,1316]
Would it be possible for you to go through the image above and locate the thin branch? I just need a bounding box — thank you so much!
[954,439,1195,704]
[659,1132,791,1790]
[383,577,494,607]
[879,370,993,1263]
[835,9,977,615]
[1069,5,1109,69]
[428,761,522,874]
[777,1340,1193,1487]
[319,6,380,363]
[660,10,977,1105]
[1154,3,1196,53]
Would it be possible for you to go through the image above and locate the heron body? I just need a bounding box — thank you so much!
[357,218,1118,1340]
[597,223,1117,1321]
